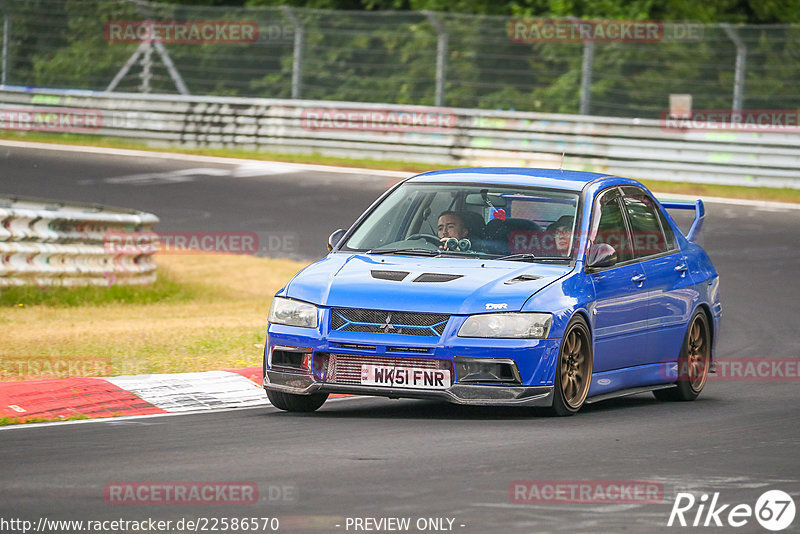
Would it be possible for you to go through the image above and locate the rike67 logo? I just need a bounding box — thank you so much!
[668,490,795,531]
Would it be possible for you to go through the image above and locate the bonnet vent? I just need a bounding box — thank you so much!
[370,270,409,281]
[413,273,463,283]
[505,274,542,284]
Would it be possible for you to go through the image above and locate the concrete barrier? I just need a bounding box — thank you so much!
[0,195,158,286]
[1,87,799,188]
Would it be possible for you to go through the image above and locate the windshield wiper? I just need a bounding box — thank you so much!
[494,253,570,262]
[366,248,441,256]
[494,253,539,262]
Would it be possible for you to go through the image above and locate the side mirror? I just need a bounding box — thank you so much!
[587,243,617,269]
[328,229,347,251]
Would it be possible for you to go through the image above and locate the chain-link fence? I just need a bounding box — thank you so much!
[1,0,798,119]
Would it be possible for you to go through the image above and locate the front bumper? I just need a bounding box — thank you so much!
[264,369,554,407]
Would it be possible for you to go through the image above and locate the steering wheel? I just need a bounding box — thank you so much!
[407,233,441,246]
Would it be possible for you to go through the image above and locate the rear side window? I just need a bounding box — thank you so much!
[620,187,671,258]
[656,206,677,250]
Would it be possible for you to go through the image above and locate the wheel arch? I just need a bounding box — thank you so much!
[567,308,593,338]
[693,302,715,362]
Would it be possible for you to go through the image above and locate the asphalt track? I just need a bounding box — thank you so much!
[1,143,799,533]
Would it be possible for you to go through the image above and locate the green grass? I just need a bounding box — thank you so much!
[6,130,798,203]
[0,270,197,308]
[0,254,303,380]
[0,414,90,426]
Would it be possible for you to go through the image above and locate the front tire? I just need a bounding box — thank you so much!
[549,316,593,416]
[267,389,329,412]
[654,310,711,402]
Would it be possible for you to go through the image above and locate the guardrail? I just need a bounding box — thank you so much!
[0,195,158,286]
[1,87,799,188]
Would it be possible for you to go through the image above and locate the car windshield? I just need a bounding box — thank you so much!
[342,182,580,261]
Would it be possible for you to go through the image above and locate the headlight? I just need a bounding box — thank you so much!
[457,312,552,338]
[268,297,318,328]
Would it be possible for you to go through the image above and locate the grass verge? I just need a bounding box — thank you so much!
[2,131,799,204]
[0,415,89,425]
[0,253,308,380]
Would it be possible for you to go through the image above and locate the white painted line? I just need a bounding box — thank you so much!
[473,502,646,513]
[0,406,265,431]
[653,191,800,211]
[0,395,362,431]
[0,139,410,178]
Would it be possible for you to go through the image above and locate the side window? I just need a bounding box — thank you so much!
[656,206,677,251]
[620,187,669,258]
[592,188,634,263]
[405,191,453,237]
[420,191,457,235]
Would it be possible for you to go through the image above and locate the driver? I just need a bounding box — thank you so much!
[437,211,469,240]
[437,211,472,252]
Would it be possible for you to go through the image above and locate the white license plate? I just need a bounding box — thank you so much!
[360,365,450,389]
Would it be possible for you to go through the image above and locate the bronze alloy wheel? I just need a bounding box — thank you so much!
[551,317,593,416]
[654,310,711,402]
[687,314,710,393]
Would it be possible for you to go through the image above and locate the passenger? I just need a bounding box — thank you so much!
[548,215,575,255]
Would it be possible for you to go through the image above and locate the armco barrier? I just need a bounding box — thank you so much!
[1,87,799,188]
[0,196,158,286]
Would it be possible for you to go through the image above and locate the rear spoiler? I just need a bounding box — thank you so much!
[659,199,705,243]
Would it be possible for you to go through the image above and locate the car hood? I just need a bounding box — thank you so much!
[283,253,572,315]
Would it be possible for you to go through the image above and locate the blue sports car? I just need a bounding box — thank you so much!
[263,168,721,415]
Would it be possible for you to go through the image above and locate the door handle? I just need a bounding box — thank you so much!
[674,262,688,273]
[631,273,646,284]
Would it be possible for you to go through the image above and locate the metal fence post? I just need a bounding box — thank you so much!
[140,42,152,94]
[154,41,189,95]
[425,11,448,107]
[579,41,594,115]
[282,7,304,99]
[1,5,9,87]
[721,24,746,112]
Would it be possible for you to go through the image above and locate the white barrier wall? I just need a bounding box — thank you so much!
[0,196,158,286]
[1,87,799,188]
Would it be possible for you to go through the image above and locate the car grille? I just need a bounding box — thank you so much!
[330,308,449,337]
[326,353,447,385]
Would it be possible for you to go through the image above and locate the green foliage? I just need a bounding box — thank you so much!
[3,0,798,117]
[242,0,800,22]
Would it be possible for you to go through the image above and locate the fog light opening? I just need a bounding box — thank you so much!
[455,357,521,384]
[270,346,313,372]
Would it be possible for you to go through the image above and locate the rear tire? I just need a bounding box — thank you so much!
[549,316,593,416]
[654,310,711,402]
[267,389,329,412]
